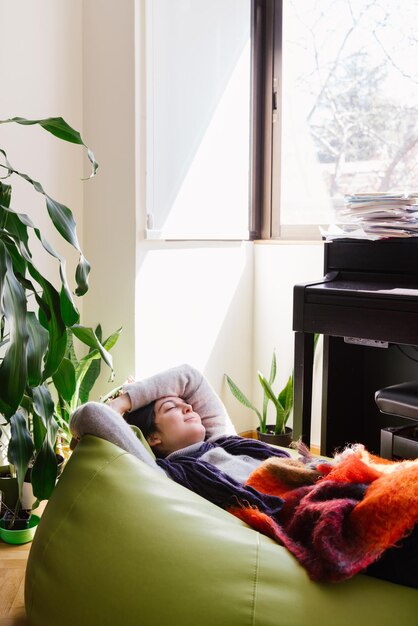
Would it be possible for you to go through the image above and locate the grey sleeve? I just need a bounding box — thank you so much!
[124,364,237,440]
[70,402,165,473]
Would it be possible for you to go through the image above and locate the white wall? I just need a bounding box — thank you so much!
[135,240,254,433]
[253,242,324,446]
[82,0,137,389]
[0,0,84,295]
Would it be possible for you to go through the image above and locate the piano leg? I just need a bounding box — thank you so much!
[293,331,314,448]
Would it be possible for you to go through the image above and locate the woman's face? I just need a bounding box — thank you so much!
[148,396,205,456]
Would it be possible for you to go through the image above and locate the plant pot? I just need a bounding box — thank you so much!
[238,429,259,440]
[0,514,40,545]
[1,509,30,530]
[257,426,293,448]
[0,453,65,513]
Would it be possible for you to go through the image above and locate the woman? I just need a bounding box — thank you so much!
[70,364,417,588]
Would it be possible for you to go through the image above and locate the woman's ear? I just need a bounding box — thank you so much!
[147,432,162,448]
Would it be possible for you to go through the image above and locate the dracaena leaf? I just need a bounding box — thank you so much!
[26,312,49,387]
[0,158,91,297]
[78,361,100,405]
[0,243,29,417]
[52,358,77,404]
[103,327,122,351]
[0,202,80,324]
[8,410,34,501]
[71,325,114,376]
[77,352,102,407]
[27,263,67,380]
[31,413,59,502]
[32,384,55,423]
[0,116,98,177]
[31,438,58,501]
[0,181,12,208]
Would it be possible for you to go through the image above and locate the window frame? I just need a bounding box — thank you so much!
[251,0,322,241]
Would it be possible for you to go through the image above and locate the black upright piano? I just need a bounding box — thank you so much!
[293,238,418,456]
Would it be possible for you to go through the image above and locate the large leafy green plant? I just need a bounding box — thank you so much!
[0,116,111,508]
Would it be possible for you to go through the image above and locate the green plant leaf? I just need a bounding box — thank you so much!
[0,239,7,312]
[26,312,49,387]
[59,287,79,327]
[31,417,58,501]
[262,350,277,424]
[258,372,286,434]
[269,350,277,385]
[0,149,13,180]
[52,358,77,404]
[32,384,55,424]
[1,231,29,276]
[30,386,58,493]
[7,410,34,501]
[225,375,263,425]
[0,202,80,324]
[103,327,122,351]
[78,357,101,406]
[31,409,47,454]
[0,243,29,417]
[95,324,102,342]
[45,194,80,249]
[0,181,11,211]
[0,206,31,262]
[27,263,67,380]
[71,325,114,375]
[44,195,91,296]
[0,165,91,297]
[0,116,98,177]
[278,374,294,412]
[277,374,293,434]
[74,255,91,297]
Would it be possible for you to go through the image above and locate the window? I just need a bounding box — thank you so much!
[145,0,252,240]
[146,1,418,241]
[258,0,418,239]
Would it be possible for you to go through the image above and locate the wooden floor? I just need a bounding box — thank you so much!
[0,542,30,626]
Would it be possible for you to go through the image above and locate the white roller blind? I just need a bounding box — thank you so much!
[146,0,251,240]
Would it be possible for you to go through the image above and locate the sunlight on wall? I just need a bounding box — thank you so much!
[253,242,324,444]
[160,41,250,239]
[135,243,252,382]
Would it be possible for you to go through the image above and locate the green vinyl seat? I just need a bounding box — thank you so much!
[25,436,417,626]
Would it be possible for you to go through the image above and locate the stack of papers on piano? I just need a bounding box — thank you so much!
[321,192,418,240]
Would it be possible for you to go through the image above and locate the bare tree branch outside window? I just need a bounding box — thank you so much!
[281,0,418,224]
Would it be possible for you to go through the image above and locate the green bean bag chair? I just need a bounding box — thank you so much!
[25,436,417,626]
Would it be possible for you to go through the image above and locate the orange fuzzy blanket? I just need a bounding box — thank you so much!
[230,445,418,583]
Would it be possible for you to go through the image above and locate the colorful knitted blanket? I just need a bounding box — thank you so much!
[234,444,418,583]
[159,438,418,584]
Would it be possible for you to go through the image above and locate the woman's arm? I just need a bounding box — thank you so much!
[121,364,237,440]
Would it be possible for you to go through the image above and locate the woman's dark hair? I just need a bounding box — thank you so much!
[124,401,157,438]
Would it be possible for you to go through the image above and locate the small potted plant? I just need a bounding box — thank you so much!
[226,349,294,446]
[226,337,319,447]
